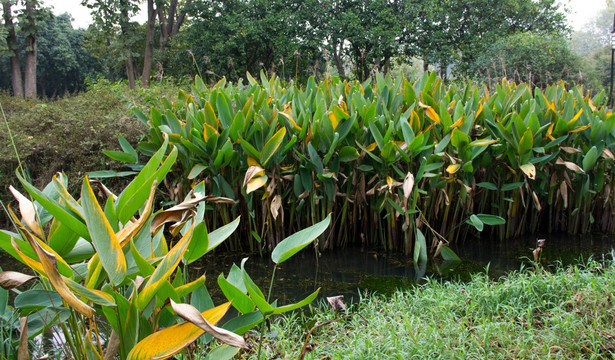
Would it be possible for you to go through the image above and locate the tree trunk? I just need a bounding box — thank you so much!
[2,0,23,97]
[24,0,37,98]
[156,0,168,50]
[141,0,155,87]
[126,58,136,89]
[333,42,345,78]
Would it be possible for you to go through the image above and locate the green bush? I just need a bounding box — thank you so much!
[469,32,586,89]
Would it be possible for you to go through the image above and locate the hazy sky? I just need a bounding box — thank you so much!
[41,0,607,32]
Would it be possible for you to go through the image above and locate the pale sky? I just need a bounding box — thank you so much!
[42,0,608,32]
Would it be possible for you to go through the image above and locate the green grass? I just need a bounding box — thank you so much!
[244,260,615,359]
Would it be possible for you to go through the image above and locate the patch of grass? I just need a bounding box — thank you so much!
[250,260,615,359]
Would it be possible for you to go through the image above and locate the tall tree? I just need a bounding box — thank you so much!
[2,0,23,96]
[83,0,141,89]
[23,0,36,97]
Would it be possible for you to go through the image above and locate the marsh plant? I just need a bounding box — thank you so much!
[0,136,331,359]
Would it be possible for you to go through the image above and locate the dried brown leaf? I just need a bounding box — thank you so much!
[326,295,346,312]
[18,317,28,360]
[0,271,36,289]
[9,186,42,238]
[170,300,248,349]
[270,195,282,220]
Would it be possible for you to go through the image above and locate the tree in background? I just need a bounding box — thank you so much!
[1,0,44,98]
[469,32,583,88]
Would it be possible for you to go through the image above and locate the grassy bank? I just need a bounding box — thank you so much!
[247,260,615,359]
[0,80,178,226]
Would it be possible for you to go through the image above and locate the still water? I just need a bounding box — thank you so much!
[194,233,615,306]
[1,233,613,306]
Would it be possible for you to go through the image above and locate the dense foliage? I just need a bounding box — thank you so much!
[470,32,584,89]
[1,0,580,96]
[104,72,615,259]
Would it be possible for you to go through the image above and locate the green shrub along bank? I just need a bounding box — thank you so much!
[0,80,180,227]
[105,71,615,258]
[253,260,615,359]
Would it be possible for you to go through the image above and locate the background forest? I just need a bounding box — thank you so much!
[1,0,612,96]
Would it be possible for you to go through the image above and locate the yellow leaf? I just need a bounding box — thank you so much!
[424,106,441,125]
[545,122,555,141]
[588,99,597,112]
[451,116,464,128]
[365,142,377,152]
[475,103,483,120]
[203,124,219,142]
[136,223,195,310]
[566,109,583,127]
[247,175,268,195]
[21,230,94,317]
[247,157,260,167]
[569,123,591,133]
[116,181,157,247]
[469,139,499,147]
[446,164,461,174]
[278,111,301,130]
[327,111,339,130]
[127,302,231,360]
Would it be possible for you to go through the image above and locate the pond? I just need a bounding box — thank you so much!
[193,232,615,306]
[1,232,613,306]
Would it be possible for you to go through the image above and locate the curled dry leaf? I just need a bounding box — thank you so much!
[170,300,248,349]
[0,271,36,289]
[270,195,282,220]
[24,231,94,317]
[555,157,585,173]
[536,238,546,248]
[104,331,120,360]
[204,195,237,204]
[326,295,346,312]
[243,166,265,188]
[403,172,414,202]
[18,317,29,360]
[9,186,43,238]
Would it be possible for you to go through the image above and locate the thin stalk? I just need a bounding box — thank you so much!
[0,100,24,176]
[257,264,278,359]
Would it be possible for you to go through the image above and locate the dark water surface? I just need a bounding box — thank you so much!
[193,233,615,306]
[1,233,614,306]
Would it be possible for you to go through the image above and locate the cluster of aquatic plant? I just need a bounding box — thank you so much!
[105,71,614,258]
[0,137,331,359]
[255,259,615,358]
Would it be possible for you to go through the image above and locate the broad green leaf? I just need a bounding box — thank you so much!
[476,214,506,226]
[127,302,231,360]
[260,127,286,167]
[103,150,137,164]
[271,214,331,264]
[583,146,599,172]
[339,146,360,162]
[439,246,461,262]
[82,177,126,287]
[450,128,469,149]
[16,170,90,240]
[218,274,255,314]
[501,182,524,191]
[272,288,320,314]
[413,228,427,263]
[518,129,533,155]
[467,214,484,232]
[137,224,195,310]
